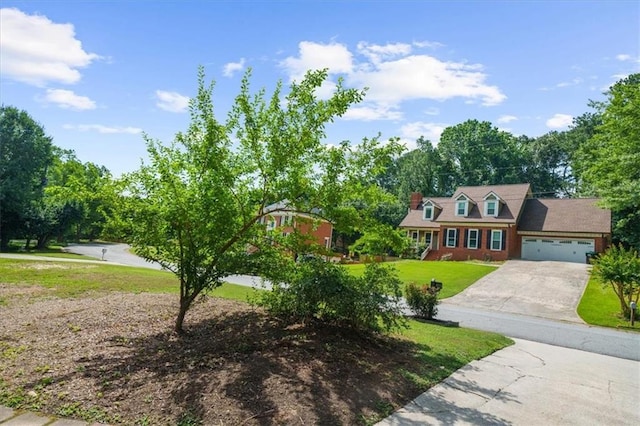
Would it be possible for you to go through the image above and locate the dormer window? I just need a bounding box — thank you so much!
[423,203,434,220]
[455,194,470,217]
[483,192,501,217]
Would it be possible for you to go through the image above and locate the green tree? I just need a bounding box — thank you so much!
[349,223,412,259]
[45,149,113,241]
[438,120,527,189]
[120,68,403,334]
[576,74,640,247]
[592,245,640,318]
[0,106,53,250]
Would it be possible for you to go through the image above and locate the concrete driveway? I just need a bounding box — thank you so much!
[378,338,639,426]
[442,260,590,323]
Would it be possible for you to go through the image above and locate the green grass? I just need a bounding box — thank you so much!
[345,259,497,298]
[5,241,96,260]
[396,318,512,387]
[0,258,258,301]
[577,274,640,332]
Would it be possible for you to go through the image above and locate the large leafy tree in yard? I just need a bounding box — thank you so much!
[576,74,640,248]
[121,68,403,334]
[592,245,640,318]
[438,120,527,190]
[0,106,53,250]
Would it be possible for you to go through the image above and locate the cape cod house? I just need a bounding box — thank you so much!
[399,184,611,263]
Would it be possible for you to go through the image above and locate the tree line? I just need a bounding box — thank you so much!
[1,74,637,252]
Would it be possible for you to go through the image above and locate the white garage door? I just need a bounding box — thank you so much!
[521,238,595,263]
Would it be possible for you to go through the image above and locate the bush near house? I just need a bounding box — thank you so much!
[405,282,440,319]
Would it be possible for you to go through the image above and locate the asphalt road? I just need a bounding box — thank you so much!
[62,243,640,361]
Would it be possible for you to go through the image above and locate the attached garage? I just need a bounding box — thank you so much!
[521,238,595,263]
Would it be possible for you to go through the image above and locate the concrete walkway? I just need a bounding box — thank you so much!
[0,406,109,425]
[377,338,640,426]
[443,260,590,323]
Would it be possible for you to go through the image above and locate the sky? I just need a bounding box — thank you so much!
[1,1,638,177]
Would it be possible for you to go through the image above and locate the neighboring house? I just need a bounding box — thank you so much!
[399,184,611,264]
[260,201,333,250]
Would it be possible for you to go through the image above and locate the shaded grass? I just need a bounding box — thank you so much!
[0,258,257,301]
[577,274,640,332]
[345,260,497,298]
[396,319,512,388]
[5,241,96,260]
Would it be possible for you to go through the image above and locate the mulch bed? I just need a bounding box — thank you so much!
[0,285,428,425]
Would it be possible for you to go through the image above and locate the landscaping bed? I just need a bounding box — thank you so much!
[0,260,511,425]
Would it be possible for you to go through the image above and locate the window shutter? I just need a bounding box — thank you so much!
[455,229,459,247]
[478,230,482,247]
[502,230,507,251]
[464,229,469,248]
[486,230,491,249]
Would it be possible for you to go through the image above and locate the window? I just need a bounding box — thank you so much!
[456,201,467,216]
[324,237,331,249]
[411,231,418,242]
[467,229,479,249]
[491,230,502,251]
[423,205,433,220]
[266,219,276,231]
[486,200,496,216]
[446,229,457,248]
[282,215,294,226]
[424,232,432,248]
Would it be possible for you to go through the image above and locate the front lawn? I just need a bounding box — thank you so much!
[0,258,511,425]
[345,259,497,298]
[577,274,640,331]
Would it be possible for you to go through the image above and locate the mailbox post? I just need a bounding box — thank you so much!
[101,248,107,261]
[631,301,637,326]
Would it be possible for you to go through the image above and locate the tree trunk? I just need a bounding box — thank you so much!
[175,303,188,335]
[0,235,10,252]
[36,235,50,250]
[24,238,31,250]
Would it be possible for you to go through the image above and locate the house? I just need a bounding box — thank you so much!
[261,201,333,250]
[399,184,611,263]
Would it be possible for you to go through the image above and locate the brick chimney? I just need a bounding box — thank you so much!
[410,192,423,210]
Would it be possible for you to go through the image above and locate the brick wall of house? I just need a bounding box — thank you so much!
[433,226,512,262]
[291,219,333,248]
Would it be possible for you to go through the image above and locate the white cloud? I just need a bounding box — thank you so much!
[546,113,573,129]
[424,107,440,116]
[616,54,632,61]
[43,89,95,110]
[281,41,354,81]
[0,7,100,86]
[155,90,190,113]
[400,121,447,145]
[356,42,412,64]
[63,124,142,134]
[342,104,403,121]
[223,58,245,77]
[497,115,518,124]
[348,54,505,106]
[413,40,444,49]
[280,40,505,123]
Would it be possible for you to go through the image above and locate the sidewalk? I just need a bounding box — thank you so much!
[0,406,110,425]
[377,339,639,425]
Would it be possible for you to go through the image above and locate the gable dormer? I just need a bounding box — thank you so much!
[483,191,503,217]
[454,193,474,217]
[422,200,441,221]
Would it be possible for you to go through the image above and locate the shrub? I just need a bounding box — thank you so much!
[592,244,640,318]
[256,258,406,334]
[405,282,440,319]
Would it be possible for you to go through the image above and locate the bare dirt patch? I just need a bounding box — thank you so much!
[0,292,432,425]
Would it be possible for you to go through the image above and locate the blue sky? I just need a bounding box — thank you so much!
[1,1,638,177]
